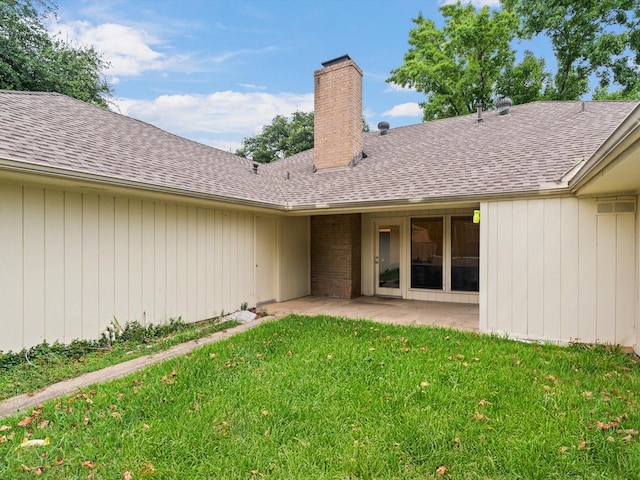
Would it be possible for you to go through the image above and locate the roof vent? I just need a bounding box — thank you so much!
[476,102,483,122]
[378,121,390,135]
[496,96,512,115]
[252,163,259,174]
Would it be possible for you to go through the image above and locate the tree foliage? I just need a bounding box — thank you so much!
[236,112,370,164]
[503,0,640,100]
[390,1,640,121]
[0,0,112,107]
[504,0,640,100]
[387,3,544,121]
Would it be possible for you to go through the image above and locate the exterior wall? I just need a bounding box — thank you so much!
[480,196,636,346]
[313,58,363,170]
[361,209,479,304]
[0,182,256,352]
[310,214,361,298]
[637,194,640,355]
[278,216,310,301]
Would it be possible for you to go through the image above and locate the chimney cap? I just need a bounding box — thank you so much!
[321,54,352,68]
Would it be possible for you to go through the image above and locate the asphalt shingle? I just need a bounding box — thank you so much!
[0,91,637,210]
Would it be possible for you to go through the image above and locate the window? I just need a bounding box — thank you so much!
[450,216,479,292]
[411,218,443,289]
[410,216,479,292]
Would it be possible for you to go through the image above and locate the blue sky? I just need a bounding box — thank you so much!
[50,0,517,152]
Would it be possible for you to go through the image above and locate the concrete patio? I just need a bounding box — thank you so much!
[265,295,479,332]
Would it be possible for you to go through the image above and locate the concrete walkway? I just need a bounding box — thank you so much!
[266,295,479,332]
[0,296,478,418]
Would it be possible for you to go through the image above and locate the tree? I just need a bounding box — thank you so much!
[387,2,545,121]
[0,0,112,107]
[502,0,640,100]
[236,112,371,164]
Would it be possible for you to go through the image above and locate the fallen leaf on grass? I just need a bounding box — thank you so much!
[21,464,46,474]
[123,471,133,480]
[0,425,11,432]
[37,420,49,429]
[478,399,491,406]
[472,412,489,422]
[20,437,50,448]
[436,465,448,476]
[261,410,270,416]
[83,460,96,468]
[0,436,6,444]
[250,470,264,477]
[577,441,587,450]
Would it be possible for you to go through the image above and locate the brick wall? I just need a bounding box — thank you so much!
[310,214,361,298]
[313,57,363,170]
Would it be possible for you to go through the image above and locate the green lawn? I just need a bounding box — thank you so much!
[1,315,639,479]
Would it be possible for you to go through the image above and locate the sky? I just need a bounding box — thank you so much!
[49,0,511,153]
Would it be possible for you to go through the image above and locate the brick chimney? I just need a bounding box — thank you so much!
[313,55,363,171]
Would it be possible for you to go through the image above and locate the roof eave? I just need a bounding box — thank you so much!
[569,103,640,192]
[0,157,287,213]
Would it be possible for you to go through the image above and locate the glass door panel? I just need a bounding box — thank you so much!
[376,224,401,295]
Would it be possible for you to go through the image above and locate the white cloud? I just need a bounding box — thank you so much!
[113,91,314,145]
[382,103,423,118]
[50,20,187,76]
[385,82,417,93]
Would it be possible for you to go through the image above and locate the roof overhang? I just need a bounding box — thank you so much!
[570,103,640,197]
[0,157,283,215]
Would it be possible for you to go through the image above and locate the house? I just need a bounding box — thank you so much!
[1,55,640,354]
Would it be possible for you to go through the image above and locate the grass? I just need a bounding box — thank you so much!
[0,317,239,402]
[1,314,639,479]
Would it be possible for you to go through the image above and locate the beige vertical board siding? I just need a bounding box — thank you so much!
[0,185,23,350]
[196,208,207,320]
[256,216,276,304]
[245,213,256,306]
[596,214,617,344]
[82,194,100,339]
[64,192,83,342]
[154,202,167,321]
[495,201,513,333]
[141,200,155,325]
[214,210,224,314]
[222,212,232,312]
[113,197,129,324]
[175,205,188,321]
[23,187,45,347]
[205,209,216,317]
[44,189,65,344]
[615,213,635,346]
[526,200,544,338]
[479,203,489,331]
[165,204,177,319]
[511,201,529,336]
[542,198,562,341]
[186,207,197,322]
[485,202,499,330]
[128,199,143,324]
[560,198,580,341]
[278,216,310,301]
[98,196,115,334]
[578,200,597,342]
[636,196,640,355]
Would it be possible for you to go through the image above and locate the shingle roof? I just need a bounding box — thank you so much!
[265,101,639,207]
[0,91,637,210]
[0,91,285,207]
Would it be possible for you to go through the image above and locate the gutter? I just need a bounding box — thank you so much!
[0,156,575,216]
[568,103,640,192]
[0,157,285,213]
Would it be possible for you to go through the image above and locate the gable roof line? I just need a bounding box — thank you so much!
[570,102,640,192]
